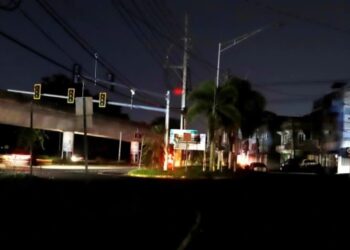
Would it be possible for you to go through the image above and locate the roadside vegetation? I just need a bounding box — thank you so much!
[128,165,236,179]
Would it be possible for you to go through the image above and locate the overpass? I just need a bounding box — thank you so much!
[0,91,160,156]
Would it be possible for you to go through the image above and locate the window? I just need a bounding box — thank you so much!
[298,131,306,144]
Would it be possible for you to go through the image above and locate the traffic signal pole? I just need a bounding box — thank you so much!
[164,90,170,171]
[180,14,190,130]
[8,88,170,171]
[29,100,33,175]
[82,80,88,174]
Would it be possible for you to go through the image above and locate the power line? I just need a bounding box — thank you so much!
[36,0,172,108]
[244,0,350,36]
[111,0,165,67]
[129,0,174,60]
[0,28,71,72]
[35,0,135,88]
[255,78,350,86]
[35,0,171,108]
[153,0,184,36]
[0,28,165,109]
[252,84,319,98]
[18,6,78,64]
[148,0,183,39]
[0,0,20,11]
[112,0,216,71]
[112,0,185,91]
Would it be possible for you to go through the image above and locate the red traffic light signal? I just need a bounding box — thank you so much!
[173,87,183,96]
[33,83,41,100]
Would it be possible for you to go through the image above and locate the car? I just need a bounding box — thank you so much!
[300,159,320,167]
[0,146,33,168]
[247,162,268,172]
[299,159,322,173]
[280,158,301,172]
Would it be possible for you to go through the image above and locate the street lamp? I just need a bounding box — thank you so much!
[212,24,274,170]
[213,25,272,118]
[215,25,271,88]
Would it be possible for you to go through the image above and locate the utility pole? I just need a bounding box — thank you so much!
[180,13,190,130]
[292,118,296,159]
[82,80,88,174]
[29,100,33,175]
[164,90,170,171]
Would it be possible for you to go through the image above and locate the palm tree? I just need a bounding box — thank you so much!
[226,77,266,138]
[187,80,240,171]
[142,117,179,168]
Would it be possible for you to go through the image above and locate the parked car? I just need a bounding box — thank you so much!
[299,159,322,173]
[247,162,268,172]
[280,158,300,172]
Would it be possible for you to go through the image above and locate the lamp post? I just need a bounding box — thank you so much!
[212,25,273,170]
[215,25,270,89]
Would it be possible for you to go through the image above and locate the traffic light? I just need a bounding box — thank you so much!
[173,87,183,96]
[67,88,75,104]
[33,83,41,100]
[99,92,107,108]
[107,72,115,91]
[72,64,81,84]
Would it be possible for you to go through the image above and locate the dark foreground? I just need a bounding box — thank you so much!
[0,173,349,249]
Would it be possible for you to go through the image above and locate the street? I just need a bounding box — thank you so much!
[0,164,135,179]
[0,172,349,249]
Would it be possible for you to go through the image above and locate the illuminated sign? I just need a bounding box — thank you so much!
[130,141,139,155]
[169,129,206,151]
[169,129,199,144]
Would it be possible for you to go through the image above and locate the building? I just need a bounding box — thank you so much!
[310,83,350,173]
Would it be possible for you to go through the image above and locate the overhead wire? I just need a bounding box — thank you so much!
[244,0,350,36]
[111,0,184,92]
[153,0,184,36]
[35,0,134,87]
[256,78,350,86]
[0,0,20,11]
[148,0,183,39]
[17,6,78,64]
[112,0,216,71]
[35,0,167,106]
[111,0,165,68]
[0,27,145,103]
[0,28,71,72]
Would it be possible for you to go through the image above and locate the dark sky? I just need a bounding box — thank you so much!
[1,0,350,125]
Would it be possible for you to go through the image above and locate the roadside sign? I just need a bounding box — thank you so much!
[169,129,199,145]
[174,134,206,151]
[130,141,139,155]
[134,131,142,140]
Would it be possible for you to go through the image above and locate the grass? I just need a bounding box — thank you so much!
[0,171,31,179]
[128,165,236,179]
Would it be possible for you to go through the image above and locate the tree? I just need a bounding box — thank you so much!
[226,76,266,138]
[16,128,48,152]
[187,80,240,171]
[141,117,179,168]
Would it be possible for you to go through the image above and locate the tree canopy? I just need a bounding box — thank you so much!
[225,76,266,138]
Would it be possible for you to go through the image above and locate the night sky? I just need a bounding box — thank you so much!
[1,0,350,125]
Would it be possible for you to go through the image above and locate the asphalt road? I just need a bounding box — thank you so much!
[0,164,134,179]
[0,173,349,249]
